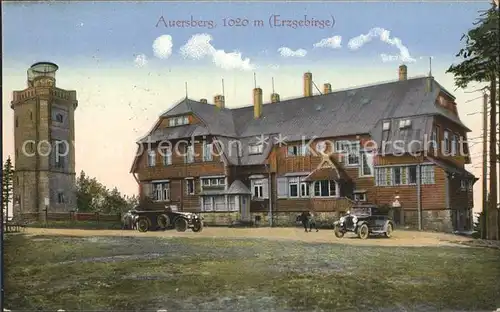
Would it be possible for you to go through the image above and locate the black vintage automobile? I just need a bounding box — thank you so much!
[131,208,204,233]
[333,206,394,239]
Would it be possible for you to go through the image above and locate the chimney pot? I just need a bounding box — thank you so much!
[200,98,208,104]
[253,88,263,119]
[398,65,407,81]
[271,93,280,103]
[323,83,332,94]
[214,95,225,109]
[303,72,312,97]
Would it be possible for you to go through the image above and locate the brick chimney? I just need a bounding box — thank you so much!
[214,95,225,109]
[398,65,407,81]
[323,83,332,94]
[303,72,312,97]
[271,93,280,103]
[200,98,208,104]
[253,88,263,119]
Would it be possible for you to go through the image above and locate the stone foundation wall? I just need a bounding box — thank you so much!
[199,212,241,226]
[403,209,453,232]
[251,211,341,227]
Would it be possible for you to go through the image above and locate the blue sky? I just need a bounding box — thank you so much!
[3,1,491,68]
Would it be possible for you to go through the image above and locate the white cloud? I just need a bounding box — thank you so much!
[277,47,307,57]
[179,33,255,71]
[134,54,148,67]
[152,35,173,59]
[347,27,415,63]
[313,36,342,49]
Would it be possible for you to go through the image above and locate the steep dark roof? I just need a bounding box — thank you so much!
[134,77,471,168]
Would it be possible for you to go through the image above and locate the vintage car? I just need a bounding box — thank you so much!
[333,206,394,239]
[131,208,204,233]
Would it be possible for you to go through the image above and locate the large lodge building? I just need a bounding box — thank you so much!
[130,65,477,232]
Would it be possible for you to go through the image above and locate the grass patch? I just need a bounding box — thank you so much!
[5,234,500,311]
[28,220,122,230]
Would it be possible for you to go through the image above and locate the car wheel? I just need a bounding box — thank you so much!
[175,218,188,232]
[157,214,170,230]
[385,222,393,238]
[137,217,150,233]
[334,225,344,238]
[357,224,369,239]
[192,221,203,232]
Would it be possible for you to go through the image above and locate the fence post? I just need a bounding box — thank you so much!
[44,208,48,227]
[96,211,100,224]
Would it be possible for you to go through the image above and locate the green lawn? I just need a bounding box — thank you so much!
[5,234,500,311]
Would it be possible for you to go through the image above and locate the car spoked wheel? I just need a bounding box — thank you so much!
[357,224,369,239]
[175,218,188,232]
[157,214,170,230]
[192,221,203,232]
[334,225,344,238]
[137,217,149,233]
[385,223,393,238]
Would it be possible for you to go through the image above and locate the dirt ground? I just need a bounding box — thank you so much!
[25,226,471,247]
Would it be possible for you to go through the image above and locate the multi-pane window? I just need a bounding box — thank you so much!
[152,182,170,201]
[203,142,213,161]
[252,179,263,198]
[300,181,310,197]
[336,141,360,166]
[444,130,450,153]
[57,192,65,204]
[147,150,156,167]
[186,179,195,195]
[201,177,225,187]
[313,180,338,197]
[360,151,374,176]
[354,193,366,202]
[375,165,434,186]
[451,134,459,156]
[287,144,309,157]
[288,177,299,197]
[249,144,263,154]
[214,196,226,211]
[161,147,172,166]
[169,115,189,127]
[54,141,66,169]
[420,165,435,184]
[430,127,438,150]
[185,144,194,163]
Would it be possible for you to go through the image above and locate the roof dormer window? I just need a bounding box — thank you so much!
[383,121,391,131]
[249,144,263,155]
[169,115,189,127]
[399,119,411,129]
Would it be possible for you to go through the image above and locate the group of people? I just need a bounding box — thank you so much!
[122,210,138,230]
[298,211,319,232]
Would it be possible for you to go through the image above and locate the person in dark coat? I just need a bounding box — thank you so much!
[308,211,319,232]
[299,211,311,232]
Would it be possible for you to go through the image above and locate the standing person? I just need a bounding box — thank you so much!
[299,211,310,232]
[308,211,319,232]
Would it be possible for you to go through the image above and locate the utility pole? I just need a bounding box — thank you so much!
[482,92,488,239]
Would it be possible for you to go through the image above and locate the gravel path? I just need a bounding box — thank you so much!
[25,227,470,247]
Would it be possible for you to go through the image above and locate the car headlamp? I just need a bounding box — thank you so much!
[352,216,358,224]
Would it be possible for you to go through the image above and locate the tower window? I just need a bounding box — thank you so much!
[55,114,64,123]
[15,117,19,127]
[30,111,33,120]
[57,192,65,204]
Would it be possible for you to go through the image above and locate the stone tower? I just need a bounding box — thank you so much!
[11,62,78,220]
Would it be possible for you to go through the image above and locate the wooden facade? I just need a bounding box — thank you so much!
[131,71,476,231]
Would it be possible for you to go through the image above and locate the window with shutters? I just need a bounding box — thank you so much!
[444,130,450,153]
[152,181,170,201]
[360,150,374,176]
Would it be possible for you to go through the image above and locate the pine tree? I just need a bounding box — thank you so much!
[447,4,499,240]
